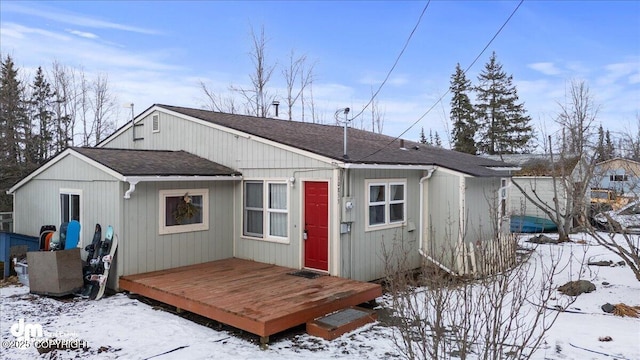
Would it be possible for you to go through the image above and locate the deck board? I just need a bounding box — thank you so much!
[119,258,382,338]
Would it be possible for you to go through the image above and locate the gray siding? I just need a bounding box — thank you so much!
[122,181,235,276]
[465,177,500,242]
[510,177,566,219]
[105,112,338,275]
[344,169,421,281]
[424,170,461,270]
[104,112,332,171]
[13,155,121,250]
[233,169,334,269]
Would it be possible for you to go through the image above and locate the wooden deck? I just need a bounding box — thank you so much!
[119,258,382,341]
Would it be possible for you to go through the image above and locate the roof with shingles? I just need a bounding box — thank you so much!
[157,104,516,177]
[72,147,240,177]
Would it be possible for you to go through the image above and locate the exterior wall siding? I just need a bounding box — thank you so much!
[104,111,338,275]
[122,181,235,276]
[344,169,421,281]
[13,155,121,248]
[424,170,461,270]
[510,177,566,219]
[233,169,334,269]
[465,177,500,242]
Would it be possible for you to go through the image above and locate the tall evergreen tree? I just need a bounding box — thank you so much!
[475,52,534,154]
[28,66,56,164]
[449,63,477,154]
[0,55,29,211]
[419,127,427,144]
[605,130,615,159]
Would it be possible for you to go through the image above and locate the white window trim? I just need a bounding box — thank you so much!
[365,179,407,231]
[242,179,290,244]
[59,188,83,247]
[159,188,209,235]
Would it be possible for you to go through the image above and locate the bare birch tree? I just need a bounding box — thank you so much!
[231,25,276,118]
[512,80,599,242]
[90,73,117,144]
[50,61,76,151]
[199,80,238,114]
[282,49,314,120]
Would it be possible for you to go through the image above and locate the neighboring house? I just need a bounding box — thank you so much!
[8,104,518,288]
[591,158,640,197]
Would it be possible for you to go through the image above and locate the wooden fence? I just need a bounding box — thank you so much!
[455,233,517,276]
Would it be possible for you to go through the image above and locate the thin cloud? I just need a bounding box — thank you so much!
[4,2,160,35]
[67,29,99,39]
[528,62,562,76]
[1,22,70,41]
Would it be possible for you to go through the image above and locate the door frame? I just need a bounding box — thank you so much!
[300,179,331,273]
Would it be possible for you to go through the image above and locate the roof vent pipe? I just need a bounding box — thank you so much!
[342,107,350,159]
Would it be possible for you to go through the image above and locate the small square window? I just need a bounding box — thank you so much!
[366,180,406,230]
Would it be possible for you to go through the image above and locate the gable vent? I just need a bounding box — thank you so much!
[152,114,160,133]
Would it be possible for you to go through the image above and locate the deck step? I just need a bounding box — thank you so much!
[306,306,377,341]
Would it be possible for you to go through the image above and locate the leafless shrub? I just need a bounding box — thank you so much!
[383,232,584,360]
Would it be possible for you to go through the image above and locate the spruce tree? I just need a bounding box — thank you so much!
[0,55,29,211]
[28,66,56,164]
[475,52,534,154]
[419,127,427,144]
[605,130,615,159]
[449,63,477,154]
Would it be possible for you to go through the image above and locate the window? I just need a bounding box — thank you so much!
[366,180,406,229]
[159,189,208,235]
[152,114,160,133]
[60,190,81,224]
[243,180,288,241]
[610,174,628,182]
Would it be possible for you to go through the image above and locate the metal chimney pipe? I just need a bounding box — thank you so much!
[343,107,350,159]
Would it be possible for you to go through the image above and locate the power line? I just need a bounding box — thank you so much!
[356,0,525,162]
[344,1,431,123]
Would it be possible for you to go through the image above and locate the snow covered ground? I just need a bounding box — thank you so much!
[1,232,639,360]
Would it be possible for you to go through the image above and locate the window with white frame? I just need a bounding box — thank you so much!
[60,189,81,224]
[159,189,209,235]
[243,180,288,241]
[366,180,406,229]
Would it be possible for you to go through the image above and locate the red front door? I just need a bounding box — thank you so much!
[304,181,329,271]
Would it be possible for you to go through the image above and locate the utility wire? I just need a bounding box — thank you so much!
[345,0,431,123]
[356,0,525,162]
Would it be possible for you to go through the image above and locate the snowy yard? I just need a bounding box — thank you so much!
[1,233,639,360]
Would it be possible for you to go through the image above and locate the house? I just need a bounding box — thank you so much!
[8,104,519,289]
[591,158,640,197]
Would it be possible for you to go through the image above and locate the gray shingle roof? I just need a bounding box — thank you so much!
[158,105,515,177]
[72,147,240,177]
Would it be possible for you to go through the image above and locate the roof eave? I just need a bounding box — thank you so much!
[341,163,437,171]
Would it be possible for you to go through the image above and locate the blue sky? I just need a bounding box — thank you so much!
[1,1,639,149]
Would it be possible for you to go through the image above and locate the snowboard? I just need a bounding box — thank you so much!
[64,220,81,249]
[51,223,68,251]
[39,225,56,251]
[89,226,117,300]
[79,224,102,297]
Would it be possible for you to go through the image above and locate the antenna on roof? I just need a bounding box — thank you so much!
[124,103,135,141]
